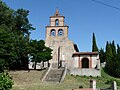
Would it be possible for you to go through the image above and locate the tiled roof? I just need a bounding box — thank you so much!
[73,52,98,55]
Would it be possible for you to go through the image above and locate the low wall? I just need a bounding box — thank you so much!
[29,62,48,69]
[70,68,101,77]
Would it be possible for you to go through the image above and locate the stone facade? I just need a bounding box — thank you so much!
[45,9,101,76]
[45,9,76,68]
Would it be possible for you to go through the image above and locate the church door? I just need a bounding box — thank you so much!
[82,58,89,68]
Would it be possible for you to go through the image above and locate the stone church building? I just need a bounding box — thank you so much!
[45,9,101,76]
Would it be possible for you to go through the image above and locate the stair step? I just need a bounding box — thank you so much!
[52,63,58,68]
[44,67,64,82]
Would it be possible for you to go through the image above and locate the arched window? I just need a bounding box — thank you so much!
[50,29,56,36]
[55,19,59,26]
[58,29,63,36]
[82,58,89,68]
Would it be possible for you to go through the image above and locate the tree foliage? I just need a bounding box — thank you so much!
[105,41,113,75]
[104,41,120,78]
[29,40,52,69]
[0,1,36,70]
[0,72,13,90]
[0,26,16,72]
[92,33,98,52]
[0,1,52,70]
[99,48,105,63]
[0,1,53,89]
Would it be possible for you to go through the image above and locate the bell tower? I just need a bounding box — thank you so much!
[45,9,68,43]
[45,9,75,68]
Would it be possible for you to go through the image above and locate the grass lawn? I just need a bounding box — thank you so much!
[9,69,120,90]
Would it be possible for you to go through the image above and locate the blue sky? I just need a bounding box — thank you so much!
[3,0,120,51]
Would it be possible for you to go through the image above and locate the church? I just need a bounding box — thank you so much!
[45,9,101,77]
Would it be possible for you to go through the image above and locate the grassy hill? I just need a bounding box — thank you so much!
[9,69,120,90]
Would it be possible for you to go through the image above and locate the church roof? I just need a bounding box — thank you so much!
[73,52,98,55]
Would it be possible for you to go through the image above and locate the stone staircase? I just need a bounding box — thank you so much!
[43,62,66,82]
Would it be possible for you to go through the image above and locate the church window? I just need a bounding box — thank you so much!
[55,19,59,26]
[50,29,56,36]
[58,29,63,36]
[82,58,89,68]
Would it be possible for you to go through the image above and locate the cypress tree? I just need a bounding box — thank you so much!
[117,44,120,60]
[111,41,117,76]
[99,48,105,63]
[116,44,120,77]
[105,41,113,75]
[92,33,98,52]
[105,41,120,77]
[103,41,120,78]
[111,41,116,57]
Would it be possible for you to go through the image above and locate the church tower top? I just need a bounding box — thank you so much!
[54,9,60,16]
[50,9,64,18]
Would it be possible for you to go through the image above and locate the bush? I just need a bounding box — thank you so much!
[116,80,120,86]
[76,75,79,77]
[79,85,83,88]
[105,78,120,86]
[105,78,120,85]
[0,72,13,90]
[105,78,115,84]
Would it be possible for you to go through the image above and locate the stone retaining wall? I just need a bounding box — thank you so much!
[70,68,101,77]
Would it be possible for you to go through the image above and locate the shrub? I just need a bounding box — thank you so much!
[0,72,13,90]
[90,75,92,77]
[116,80,120,86]
[76,75,79,77]
[83,75,86,77]
[105,78,114,84]
[79,85,83,88]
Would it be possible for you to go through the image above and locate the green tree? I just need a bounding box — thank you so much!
[0,1,35,70]
[104,41,120,77]
[117,44,120,61]
[105,41,113,75]
[0,26,17,72]
[92,33,98,52]
[99,40,120,77]
[14,8,35,37]
[99,48,105,63]
[0,2,15,89]
[0,1,36,89]
[111,41,116,58]
[0,72,13,90]
[111,41,117,76]
[29,40,52,69]
[0,1,14,27]
[116,44,120,77]
[12,8,35,70]
[0,0,17,71]
[42,47,52,67]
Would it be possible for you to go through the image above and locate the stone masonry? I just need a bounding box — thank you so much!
[45,9,76,68]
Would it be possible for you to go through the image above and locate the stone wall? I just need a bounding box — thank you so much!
[70,68,101,76]
[28,62,48,69]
